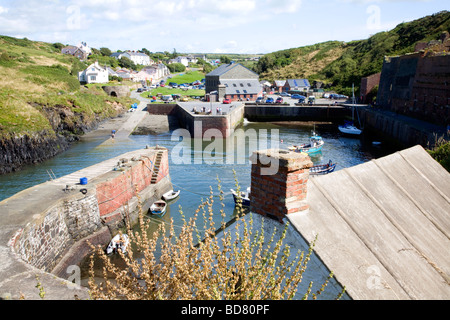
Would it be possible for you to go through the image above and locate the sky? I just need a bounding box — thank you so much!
[0,0,448,54]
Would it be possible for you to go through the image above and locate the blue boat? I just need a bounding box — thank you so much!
[231,187,250,207]
[310,160,337,175]
[288,132,324,154]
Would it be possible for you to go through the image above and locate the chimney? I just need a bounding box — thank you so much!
[249,149,313,222]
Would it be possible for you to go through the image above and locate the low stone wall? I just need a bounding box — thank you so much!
[102,85,130,98]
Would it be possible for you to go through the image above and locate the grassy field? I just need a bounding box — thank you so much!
[167,70,204,84]
[141,70,206,100]
[0,35,138,138]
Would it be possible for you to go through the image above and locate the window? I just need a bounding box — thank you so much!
[90,76,96,81]
[243,90,247,94]
[240,83,244,87]
[236,90,240,94]
[247,83,251,86]
[233,83,237,87]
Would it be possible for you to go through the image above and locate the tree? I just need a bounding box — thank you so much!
[167,62,186,73]
[100,47,112,57]
[118,56,136,70]
[88,179,345,300]
[220,55,231,64]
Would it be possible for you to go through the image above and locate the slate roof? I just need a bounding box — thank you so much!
[220,79,262,95]
[285,79,310,88]
[206,62,258,78]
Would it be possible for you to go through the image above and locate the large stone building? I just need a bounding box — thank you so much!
[376,34,450,126]
[205,63,262,102]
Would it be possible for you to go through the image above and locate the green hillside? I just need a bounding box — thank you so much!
[0,36,137,139]
[254,11,450,96]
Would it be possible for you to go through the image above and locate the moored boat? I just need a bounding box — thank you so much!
[230,187,251,207]
[162,189,180,201]
[310,160,337,175]
[338,121,362,135]
[106,233,129,255]
[288,132,324,154]
[150,200,167,216]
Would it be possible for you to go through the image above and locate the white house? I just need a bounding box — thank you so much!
[141,63,171,83]
[169,56,189,67]
[111,51,152,66]
[78,61,109,84]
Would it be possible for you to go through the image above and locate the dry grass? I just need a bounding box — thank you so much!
[87,177,346,300]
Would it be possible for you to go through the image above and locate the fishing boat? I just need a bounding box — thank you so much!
[162,189,180,201]
[106,234,129,255]
[230,187,251,207]
[288,132,324,154]
[338,84,363,135]
[150,200,167,216]
[310,160,337,175]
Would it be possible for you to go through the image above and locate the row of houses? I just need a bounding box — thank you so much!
[78,61,170,84]
[61,42,92,60]
[204,63,313,102]
[263,79,311,93]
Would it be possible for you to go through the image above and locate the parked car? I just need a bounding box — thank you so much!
[298,97,306,103]
[291,94,306,99]
[276,97,283,104]
[265,97,274,104]
[181,96,189,102]
[279,92,290,97]
[223,98,231,104]
[256,97,264,103]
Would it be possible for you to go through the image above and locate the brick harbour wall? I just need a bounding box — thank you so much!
[13,148,171,273]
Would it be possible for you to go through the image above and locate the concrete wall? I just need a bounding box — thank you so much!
[147,103,245,138]
[244,105,351,122]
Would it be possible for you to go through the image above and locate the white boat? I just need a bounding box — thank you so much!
[162,189,180,201]
[150,200,167,216]
[338,122,362,135]
[106,234,129,255]
[339,84,363,135]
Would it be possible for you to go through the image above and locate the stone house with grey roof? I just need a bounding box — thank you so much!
[283,79,311,94]
[205,63,262,102]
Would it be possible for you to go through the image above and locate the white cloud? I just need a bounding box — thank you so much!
[0,6,9,14]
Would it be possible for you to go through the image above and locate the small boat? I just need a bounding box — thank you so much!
[162,189,180,201]
[106,234,129,255]
[310,160,337,175]
[150,200,167,216]
[338,121,362,135]
[288,132,324,154]
[230,187,251,207]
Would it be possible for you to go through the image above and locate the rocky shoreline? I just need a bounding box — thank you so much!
[0,104,129,175]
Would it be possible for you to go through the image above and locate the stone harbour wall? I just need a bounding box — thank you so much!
[12,148,171,274]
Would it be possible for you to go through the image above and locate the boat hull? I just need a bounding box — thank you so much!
[150,200,167,216]
[162,190,180,201]
[338,125,362,135]
[231,189,250,207]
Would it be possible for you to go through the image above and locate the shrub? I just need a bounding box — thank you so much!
[88,179,345,300]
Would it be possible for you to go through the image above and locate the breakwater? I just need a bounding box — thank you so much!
[0,147,171,299]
